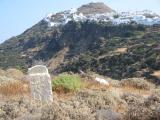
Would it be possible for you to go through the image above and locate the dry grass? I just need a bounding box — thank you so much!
[115,48,127,53]
[0,69,5,76]
[48,47,69,70]
[27,46,42,52]
[84,80,111,90]
[54,91,75,101]
[82,77,152,96]
[6,68,24,79]
[0,81,29,96]
[120,86,151,96]
[120,78,155,90]
[151,70,160,78]
[119,78,155,97]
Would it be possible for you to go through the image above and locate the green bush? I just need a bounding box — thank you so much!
[52,74,82,93]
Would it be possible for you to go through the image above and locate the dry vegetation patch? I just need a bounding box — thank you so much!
[0,70,160,120]
[151,70,160,78]
[120,78,155,90]
[122,88,160,120]
[120,86,151,96]
[0,76,16,85]
[0,69,5,76]
[115,47,127,53]
[6,68,24,80]
[76,89,127,113]
[48,47,69,70]
[0,81,29,96]
[84,80,110,90]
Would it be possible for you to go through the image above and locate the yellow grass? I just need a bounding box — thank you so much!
[54,92,75,101]
[0,81,29,96]
[151,71,160,78]
[27,46,41,52]
[0,69,5,76]
[6,68,24,79]
[115,48,127,53]
[84,80,110,90]
[122,86,151,95]
[116,101,127,114]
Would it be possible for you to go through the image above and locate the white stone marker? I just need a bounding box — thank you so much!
[28,65,53,102]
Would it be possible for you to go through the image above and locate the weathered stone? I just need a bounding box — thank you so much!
[28,65,48,75]
[28,65,53,103]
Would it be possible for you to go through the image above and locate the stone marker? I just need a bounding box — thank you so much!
[28,65,53,102]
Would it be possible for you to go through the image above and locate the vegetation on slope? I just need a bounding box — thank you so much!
[0,21,160,81]
[0,73,159,120]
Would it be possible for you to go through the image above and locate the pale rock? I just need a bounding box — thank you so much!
[28,65,53,103]
[95,77,109,85]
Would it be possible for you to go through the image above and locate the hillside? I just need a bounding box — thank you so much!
[77,2,114,15]
[0,2,160,81]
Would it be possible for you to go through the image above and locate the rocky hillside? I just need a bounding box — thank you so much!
[77,2,114,15]
[0,2,160,81]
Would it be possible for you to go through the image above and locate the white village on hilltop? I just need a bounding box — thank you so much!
[44,8,160,27]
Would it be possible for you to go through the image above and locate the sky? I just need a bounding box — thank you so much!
[0,0,160,43]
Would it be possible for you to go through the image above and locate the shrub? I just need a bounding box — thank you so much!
[77,90,127,112]
[121,93,144,105]
[123,87,160,120]
[123,104,159,120]
[123,97,160,120]
[52,74,82,93]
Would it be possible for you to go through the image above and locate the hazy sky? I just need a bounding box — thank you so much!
[0,0,160,43]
